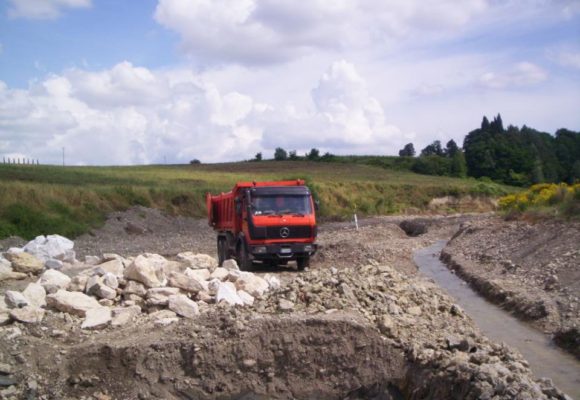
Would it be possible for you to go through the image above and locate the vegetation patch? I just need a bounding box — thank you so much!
[0,162,516,240]
[499,183,580,219]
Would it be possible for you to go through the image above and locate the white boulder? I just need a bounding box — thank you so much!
[111,305,141,327]
[238,290,255,306]
[146,287,180,306]
[38,269,72,294]
[23,234,74,262]
[210,267,229,281]
[176,252,217,271]
[5,291,29,308]
[44,259,64,270]
[124,254,168,287]
[5,252,44,274]
[222,259,239,271]
[22,283,46,308]
[168,294,199,319]
[184,268,211,282]
[81,307,111,329]
[167,271,204,293]
[216,282,244,306]
[93,259,124,277]
[10,306,45,324]
[47,290,101,317]
[235,273,269,297]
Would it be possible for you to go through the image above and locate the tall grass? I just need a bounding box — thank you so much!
[0,162,515,239]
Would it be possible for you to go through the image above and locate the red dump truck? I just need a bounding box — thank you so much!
[206,180,318,270]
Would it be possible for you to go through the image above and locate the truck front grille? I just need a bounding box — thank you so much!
[264,225,312,239]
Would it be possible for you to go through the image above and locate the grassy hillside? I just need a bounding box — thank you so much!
[0,161,515,240]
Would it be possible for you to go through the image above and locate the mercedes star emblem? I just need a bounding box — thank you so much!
[280,227,290,238]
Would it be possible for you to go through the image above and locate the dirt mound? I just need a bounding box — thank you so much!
[42,313,405,400]
[74,206,216,259]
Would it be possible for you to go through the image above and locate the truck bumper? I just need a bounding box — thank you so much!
[249,243,317,260]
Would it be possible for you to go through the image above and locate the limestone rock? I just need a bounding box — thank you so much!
[44,259,64,270]
[111,305,141,327]
[68,275,88,292]
[184,268,211,282]
[222,259,239,271]
[146,287,180,306]
[124,254,168,287]
[0,264,27,281]
[10,306,45,324]
[47,290,101,317]
[81,307,112,329]
[38,269,72,294]
[378,314,396,336]
[84,255,101,265]
[93,259,124,277]
[124,280,147,296]
[168,294,199,319]
[168,271,203,293]
[22,283,46,308]
[238,290,255,306]
[235,273,269,297]
[5,291,29,308]
[278,299,294,312]
[407,306,422,316]
[95,283,117,300]
[210,267,229,281]
[216,282,244,306]
[23,234,74,262]
[176,252,217,271]
[264,274,281,291]
[102,272,119,289]
[5,252,44,274]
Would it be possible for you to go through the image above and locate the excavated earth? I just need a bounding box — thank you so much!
[442,216,580,359]
[0,208,575,399]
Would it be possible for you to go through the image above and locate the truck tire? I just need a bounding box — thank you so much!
[237,241,253,271]
[217,238,226,267]
[296,256,310,271]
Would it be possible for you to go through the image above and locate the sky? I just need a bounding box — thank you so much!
[0,0,579,165]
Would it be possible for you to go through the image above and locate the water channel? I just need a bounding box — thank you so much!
[413,240,580,399]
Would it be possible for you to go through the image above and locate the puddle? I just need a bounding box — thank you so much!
[414,240,580,399]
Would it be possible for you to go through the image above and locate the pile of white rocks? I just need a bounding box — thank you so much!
[1,235,280,330]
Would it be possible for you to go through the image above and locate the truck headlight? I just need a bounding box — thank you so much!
[304,245,313,252]
[253,246,267,254]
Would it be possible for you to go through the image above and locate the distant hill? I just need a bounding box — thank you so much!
[0,161,515,240]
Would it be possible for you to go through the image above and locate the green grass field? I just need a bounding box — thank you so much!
[0,161,516,240]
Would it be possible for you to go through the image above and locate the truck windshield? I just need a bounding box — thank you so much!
[251,195,312,216]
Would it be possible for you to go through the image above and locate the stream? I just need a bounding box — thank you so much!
[414,240,580,399]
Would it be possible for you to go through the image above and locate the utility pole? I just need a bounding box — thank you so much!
[62,147,65,167]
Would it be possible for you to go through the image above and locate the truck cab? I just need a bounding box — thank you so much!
[207,180,318,270]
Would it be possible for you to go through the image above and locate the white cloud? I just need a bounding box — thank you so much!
[7,0,91,20]
[551,49,580,69]
[0,60,415,164]
[259,60,406,154]
[479,62,547,89]
[154,0,488,65]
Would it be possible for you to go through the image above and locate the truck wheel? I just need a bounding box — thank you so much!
[296,256,310,271]
[237,242,253,271]
[217,238,226,267]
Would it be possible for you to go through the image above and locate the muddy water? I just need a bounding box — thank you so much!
[414,241,580,399]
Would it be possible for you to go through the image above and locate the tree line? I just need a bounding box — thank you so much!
[394,114,579,185]
[253,114,579,186]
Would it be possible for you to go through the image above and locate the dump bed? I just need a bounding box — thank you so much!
[206,180,306,231]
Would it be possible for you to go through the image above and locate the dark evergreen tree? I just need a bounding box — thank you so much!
[274,147,288,161]
[420,140,444,157]
[306,148,320,161]
[444,139,459,157]
[288,150,299,160]
[481,116,490,130]
[254,152,262,161]
[450,151,467,178]
[398,143,415,157]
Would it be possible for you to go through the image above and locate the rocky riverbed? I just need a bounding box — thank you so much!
[0,208,575,399]
[442,216,580,359]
